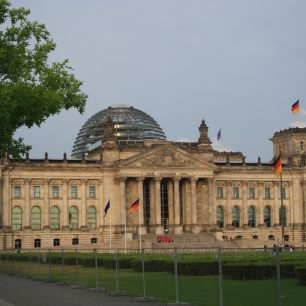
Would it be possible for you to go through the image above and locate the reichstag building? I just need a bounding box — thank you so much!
[0,105,305,250]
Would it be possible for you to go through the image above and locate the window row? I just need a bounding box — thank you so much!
[14,237,97,249]
[12,206,97,231]
[216,186,287,199]
[12,185,97,199]
[216,205,287,228]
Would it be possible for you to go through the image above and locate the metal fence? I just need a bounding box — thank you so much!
[0,246,305,306]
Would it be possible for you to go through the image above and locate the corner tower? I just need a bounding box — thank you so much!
[271,127,306,166]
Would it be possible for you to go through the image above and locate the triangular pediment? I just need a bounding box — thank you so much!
[118,145,215,170]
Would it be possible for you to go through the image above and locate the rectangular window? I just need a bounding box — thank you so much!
[217,187,224,199]
[34,239,41,248]
[71,186,78,198]
[89,186,96,198]
[14,239,22,249]
[233,187,240,199]
[53,238,60,247]
[33,186,40,198]
[265,187,271,199]
[249,187,255,199]
[281,187,286,198]
[72,238,79,245]
[52,186,59,198]
[91,238,97,244]
[14,186,21,198]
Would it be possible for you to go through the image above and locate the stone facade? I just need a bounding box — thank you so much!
[1,120,306,250]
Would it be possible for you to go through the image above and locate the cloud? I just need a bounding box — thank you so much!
[290,121,306,128]
[211,137,232,152]
[176,136,232,152]
[176,137,191,142]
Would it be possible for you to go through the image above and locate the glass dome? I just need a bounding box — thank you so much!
[72,105,166,158]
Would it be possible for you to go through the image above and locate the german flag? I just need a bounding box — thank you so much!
[130,198,140,211]
[291,100,300,114]
[274,155,282,177]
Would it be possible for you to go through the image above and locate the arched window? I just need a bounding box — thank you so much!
[232,206,240,228]
[279,206,287,227]
[248,206,256,227]
[31,207,41,230]
[12,207,22,230]
[300,141,304,152]
[87,206,96,229]
[216,206,224,228]
[264,206,271,227]
[50,206,60,230]
[69,206,78,229]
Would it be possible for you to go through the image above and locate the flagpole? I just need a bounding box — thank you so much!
[138,199,142,252]
[110,208,112,252]
[280,171,285,246]
[124,204,127,254]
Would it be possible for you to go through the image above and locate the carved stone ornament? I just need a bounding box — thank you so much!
[121,147,214,169]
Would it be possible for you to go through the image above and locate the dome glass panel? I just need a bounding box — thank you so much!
[72,105,166,158]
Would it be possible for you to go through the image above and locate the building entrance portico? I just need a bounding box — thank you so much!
[118,171,214,236]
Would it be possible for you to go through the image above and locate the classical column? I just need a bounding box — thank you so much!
[207,178,215,230]
[242,182,248,227]
[24,179,31,229]
[1,174,10,229]
[168,180,174,229]
[154,177,163,235]
[174,177,183,234]
[184,180,191,228]
[97,179,103,228]
[202,182,209,227]
[43,179,50,229]
[62,179,68,229]
[258,182,264,227]
[120,177,127,227]
[291,180,301,227]
[137,177,146,235]
[149,180,155,231]
[226,181,231,228]
[273,181,279,226]
[80,180,87,229]
[191,177,200,233]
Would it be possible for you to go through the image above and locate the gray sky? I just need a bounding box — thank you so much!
[14,0,306,161]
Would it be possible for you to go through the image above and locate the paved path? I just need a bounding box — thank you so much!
[0,274,166,306]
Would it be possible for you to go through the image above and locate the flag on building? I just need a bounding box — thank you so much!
[274,155,282,177]
[291,100,300,114]
[130,198,140,211]
[217,129,221,141]
[104,200,110,217]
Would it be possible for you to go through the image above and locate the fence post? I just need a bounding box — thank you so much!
[174,248,179,304]
[275,246,282,306]
[28,250,31,278]
[218,247,224,306]
[115,248,119,292]
[4,249,8,274]
[75,248,79,286]
[61,249,64,284]
[135,248,155,302]
[109,248,127,296]
[141,248,146,297]
[48,249,51,282]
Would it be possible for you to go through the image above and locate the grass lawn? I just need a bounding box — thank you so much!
[2,259,306,306]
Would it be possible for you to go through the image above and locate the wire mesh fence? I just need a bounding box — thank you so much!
[0,246,305,306]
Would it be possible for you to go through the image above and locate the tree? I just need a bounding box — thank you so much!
[0,0,87,159]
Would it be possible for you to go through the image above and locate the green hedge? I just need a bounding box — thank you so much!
[1,251,306,281]
[295,266,306,286]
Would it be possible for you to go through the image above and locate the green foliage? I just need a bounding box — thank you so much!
[0,0,87,158]
[295,266,306,286]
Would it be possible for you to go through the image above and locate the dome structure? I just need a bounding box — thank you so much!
[72,105,166,158]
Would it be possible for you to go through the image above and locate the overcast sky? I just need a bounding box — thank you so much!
[13,0,306,161]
